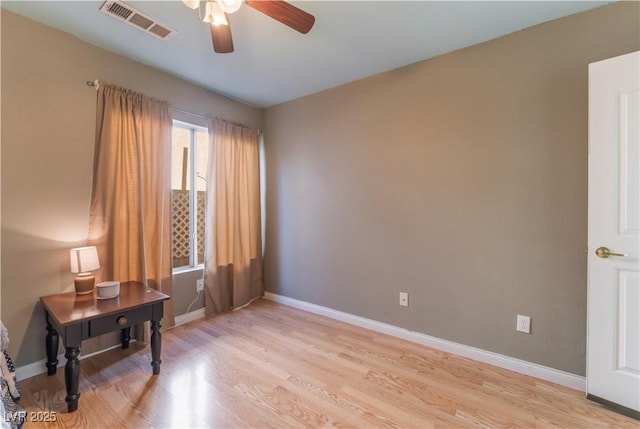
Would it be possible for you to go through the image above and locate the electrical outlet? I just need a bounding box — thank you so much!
[516,314,531,333]
[399,292,409,307]
[196,279,204,292]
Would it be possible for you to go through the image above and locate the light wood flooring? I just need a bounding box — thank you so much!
[18,299,638,428]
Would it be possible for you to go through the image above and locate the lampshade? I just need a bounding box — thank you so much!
[70,246,100,274]
[216,0,242,14]
[182,0,200,9]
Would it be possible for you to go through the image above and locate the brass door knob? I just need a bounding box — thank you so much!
[595,247,626,259]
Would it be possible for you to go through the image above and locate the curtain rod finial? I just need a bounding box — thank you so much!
[86,79,100,90]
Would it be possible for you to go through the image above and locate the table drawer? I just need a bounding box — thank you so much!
[88,306,152,337]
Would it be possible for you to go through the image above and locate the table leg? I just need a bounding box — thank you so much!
[120,327,131,350]
[45,318,59,376]
[64,346,81,412]
[150,320,162,375]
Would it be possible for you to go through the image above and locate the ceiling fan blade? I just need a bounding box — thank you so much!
[210,21,234,53]
[245,0,315,34]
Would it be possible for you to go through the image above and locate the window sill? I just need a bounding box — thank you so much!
[172,265,204,276]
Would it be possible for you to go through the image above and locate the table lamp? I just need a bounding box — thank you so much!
[70,246,100,295]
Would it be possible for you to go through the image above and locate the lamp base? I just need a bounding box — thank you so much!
[74,274,95,295]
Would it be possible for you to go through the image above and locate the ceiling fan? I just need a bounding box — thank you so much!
[182,0,315,54]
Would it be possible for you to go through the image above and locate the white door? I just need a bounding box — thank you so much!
[588,50,640,415]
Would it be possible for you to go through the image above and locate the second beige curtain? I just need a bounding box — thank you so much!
[204,118,263,314]
[88,83,175,330]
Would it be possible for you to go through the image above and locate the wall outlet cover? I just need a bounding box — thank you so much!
[196,279,204,291]
[399,292,409,307]
[517,314,531,334]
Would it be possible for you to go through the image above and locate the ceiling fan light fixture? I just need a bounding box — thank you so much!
[182,0,200,10]
[203,1,228,25]
[216,0,242,14]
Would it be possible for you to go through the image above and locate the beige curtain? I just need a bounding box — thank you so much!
[88,83,175,331]
[204,118,263,314]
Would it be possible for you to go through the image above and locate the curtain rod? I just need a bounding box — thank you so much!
[160,109,266,135]
[86,80,262,135]
[173,110,263,135]
[173,107,207,120]
[214,116,263,135]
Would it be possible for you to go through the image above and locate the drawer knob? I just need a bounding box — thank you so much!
[117,316,128,326]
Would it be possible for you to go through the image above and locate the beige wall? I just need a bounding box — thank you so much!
[2,2,638,375]
[263,2,640,376]
[1,10,260,366]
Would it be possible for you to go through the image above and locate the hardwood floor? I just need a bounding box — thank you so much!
[17,299,638,428]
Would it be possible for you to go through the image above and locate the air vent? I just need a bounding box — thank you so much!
[99,1,176,40]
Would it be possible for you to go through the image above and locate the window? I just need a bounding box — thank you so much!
[171,120,208,271]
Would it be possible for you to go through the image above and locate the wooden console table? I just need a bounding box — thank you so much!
[40,282,170,412]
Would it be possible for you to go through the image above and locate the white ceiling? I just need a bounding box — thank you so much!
[2,1,610,108]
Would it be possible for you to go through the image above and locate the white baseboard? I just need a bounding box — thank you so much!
[263,292,586,391]
[174,308,206,326]
[17,298,585,391]
[15,341,136,381]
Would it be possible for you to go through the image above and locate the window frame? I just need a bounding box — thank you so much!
[172,119,208,274]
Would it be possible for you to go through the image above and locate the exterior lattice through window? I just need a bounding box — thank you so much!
[171,120,208,271]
